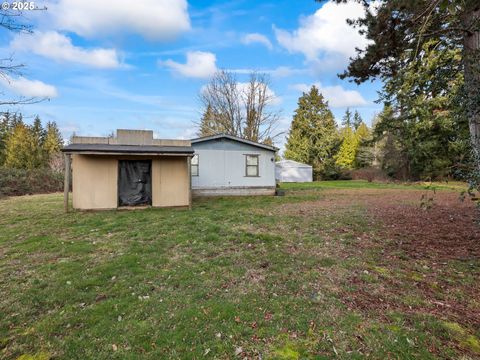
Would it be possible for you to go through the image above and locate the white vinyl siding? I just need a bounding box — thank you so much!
[191,149,275,189]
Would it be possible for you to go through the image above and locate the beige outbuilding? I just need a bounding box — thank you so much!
[61,130,194,211]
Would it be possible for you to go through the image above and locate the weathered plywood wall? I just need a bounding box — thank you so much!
[72,155,190,209]
[72,155,118,209]
[152,157,190,207]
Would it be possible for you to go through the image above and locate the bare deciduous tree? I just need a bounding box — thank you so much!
[198,70,281,144]
[0,9,43,106]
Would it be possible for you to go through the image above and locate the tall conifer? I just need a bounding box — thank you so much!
[284,86,338,178]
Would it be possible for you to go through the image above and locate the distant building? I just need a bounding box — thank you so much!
[275,159,313,183]
[190,134,278,196]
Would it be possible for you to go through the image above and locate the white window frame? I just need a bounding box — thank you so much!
[191,154,199,176]
[245,154,259,177]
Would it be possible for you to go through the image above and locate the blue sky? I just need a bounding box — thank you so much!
[0,0,382,152]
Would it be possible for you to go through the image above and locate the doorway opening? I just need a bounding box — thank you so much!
[118,160,152,206]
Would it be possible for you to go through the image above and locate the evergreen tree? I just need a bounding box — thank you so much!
[284,86,338,178]
[336,109,371,169]
[0,112,12,166]
[333,0,479,172]
[342,108,352,128]
[374,42,470,179]
[30,115,46,165]
[198,105,222,137]
[10,113,23,128]
[354,123,374,168]
[335,126,358,169]
[31,115,46,145]
[43,121,63,160]
[353,111,363,130]
[4,123,43,169]
[355,122,370,141]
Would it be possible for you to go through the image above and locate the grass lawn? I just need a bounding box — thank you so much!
[0,180,479,359]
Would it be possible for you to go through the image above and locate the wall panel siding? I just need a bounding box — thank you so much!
[72,155,118,209]
[152,157,190,207]
[191,148,276,189]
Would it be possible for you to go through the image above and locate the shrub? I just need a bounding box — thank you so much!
[321,163,352,180]
[0,167,63,197]
[350,167,389,182]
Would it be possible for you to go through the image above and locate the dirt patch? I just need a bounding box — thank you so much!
[279,188,480,335]
[280,188,480,261]
[342,269,480,328]
[365,190,480,261]
[322,188,480,339]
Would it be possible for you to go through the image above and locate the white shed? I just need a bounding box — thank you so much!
[275,160,313,183]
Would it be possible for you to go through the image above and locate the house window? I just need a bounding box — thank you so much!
[245,155,259,177]
[191,154,199,176]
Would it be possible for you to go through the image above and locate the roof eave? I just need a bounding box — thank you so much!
[62,151,193,156]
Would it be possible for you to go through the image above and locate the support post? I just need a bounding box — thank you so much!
[64,153,71,212]
[187,155,192,210]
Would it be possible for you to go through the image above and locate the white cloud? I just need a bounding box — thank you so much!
[48,0,190,40]
[11,31,122,69]
[241,33,273,50]
[161,51,217,79]
[270,66,306,78]
[274,2,371,62]
[291,82,367,108]
[0,75,58,98]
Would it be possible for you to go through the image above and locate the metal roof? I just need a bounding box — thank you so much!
[62,143,194,155]
[191,133,278,151]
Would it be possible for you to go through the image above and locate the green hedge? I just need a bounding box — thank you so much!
[0,167,64,197]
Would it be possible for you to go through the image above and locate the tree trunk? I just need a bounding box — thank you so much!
[463,5,480,170]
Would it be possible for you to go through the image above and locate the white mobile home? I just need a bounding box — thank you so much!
[191,134,278,196]
[275,159,313,183]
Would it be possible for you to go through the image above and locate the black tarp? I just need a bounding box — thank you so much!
[118,160,152,206]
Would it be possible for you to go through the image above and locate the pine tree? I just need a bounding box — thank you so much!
[10,113,23,128]
[284,85,338,178]
[31,115,46,145]
[43,121,64,159]
[342,108,352,128]
[30,115,47,166]
[353,111,363,130]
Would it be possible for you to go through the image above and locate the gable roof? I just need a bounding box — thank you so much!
[191,133,278,152]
